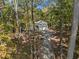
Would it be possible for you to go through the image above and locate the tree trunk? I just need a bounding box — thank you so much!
[67,0,79,59]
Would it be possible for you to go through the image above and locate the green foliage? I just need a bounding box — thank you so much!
[0,33,16,59]
[1,0,79,59]
[45,0,73,30]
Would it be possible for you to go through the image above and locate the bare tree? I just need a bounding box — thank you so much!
[67,0,79,59]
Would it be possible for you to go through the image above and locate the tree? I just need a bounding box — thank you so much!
[67,0,79,59]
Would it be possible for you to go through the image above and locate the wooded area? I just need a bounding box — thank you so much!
[0,0,79,59]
